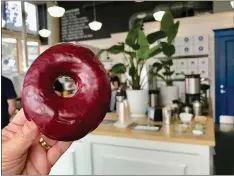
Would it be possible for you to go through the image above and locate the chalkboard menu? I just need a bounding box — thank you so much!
[61,8,92,42]
[60,8,112,42]
[59,2,159,42]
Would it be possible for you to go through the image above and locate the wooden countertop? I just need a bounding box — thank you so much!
[90,113,215,146]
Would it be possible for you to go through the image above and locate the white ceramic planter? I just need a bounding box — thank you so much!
[160,86,179,106]
[126,90,148,118]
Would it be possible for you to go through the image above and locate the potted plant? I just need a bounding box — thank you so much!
[149,56,179,106]
[98,11,179,117]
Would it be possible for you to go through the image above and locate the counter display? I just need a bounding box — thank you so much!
[50,113,215,175]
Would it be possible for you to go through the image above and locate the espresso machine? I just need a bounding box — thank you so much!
[200,83,210,109]
[185,74,201,106]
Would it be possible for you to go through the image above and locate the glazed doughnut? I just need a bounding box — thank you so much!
[22,43,111,141]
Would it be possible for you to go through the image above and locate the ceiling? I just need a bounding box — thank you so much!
[28,1,47,5]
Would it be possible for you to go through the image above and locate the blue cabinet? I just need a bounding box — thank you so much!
[214,28,234,123]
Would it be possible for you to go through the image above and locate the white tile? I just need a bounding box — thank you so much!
[176,59,188,69]
[174,46,180,56]
[180,46,194,56]
[174,36,183,46]
[174,68,188,79]
[187,58,198,69]
[198,67,209,78]
[198,57,209,69]
[193,35,208,46]
[181,36,194,46]
[187,68,198,75]
[193,45,209,55]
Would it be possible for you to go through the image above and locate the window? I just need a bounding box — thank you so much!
[3,1,38,34]
[4,1,22,31]
[2,38,18,74]
[21,40,40,69]
[24,2,38,34]
[1,1,40,73]
[27,41,39,66]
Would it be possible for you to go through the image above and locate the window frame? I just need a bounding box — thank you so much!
[2,29,40,73]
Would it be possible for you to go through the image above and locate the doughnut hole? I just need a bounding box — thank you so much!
[53,75,77,97]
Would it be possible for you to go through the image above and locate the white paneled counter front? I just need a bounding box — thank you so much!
[50,113,215,175]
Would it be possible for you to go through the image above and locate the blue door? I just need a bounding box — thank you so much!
[214,28,234,123]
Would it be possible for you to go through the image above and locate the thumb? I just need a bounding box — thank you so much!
[10,120,40,155]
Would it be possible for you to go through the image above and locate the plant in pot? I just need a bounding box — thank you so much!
[150,55,180,106]
[98,11,179,117]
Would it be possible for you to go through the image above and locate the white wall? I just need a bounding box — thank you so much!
[78,11,234,116]
[40,11,234,116]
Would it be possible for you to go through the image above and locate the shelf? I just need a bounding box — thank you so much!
[155,77,210,82]
[155,54,209,60]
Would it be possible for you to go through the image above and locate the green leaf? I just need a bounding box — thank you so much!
[125,21,142,50]
[152,62,162,72]
[107,43,125,54]
[165,59,173,66]
[160,11,180,44]
[147,31,167,44]
[129,65,136,78]
[124,51,136,58]
[137,30,149,60]
[163,71,174,76]
[161,42,175,57]
[160,11,174,33]
[164,65,170,71]
[152,62,162,68]
[173,21,180,38]
[167,21,180,44]
[111,63,126,74]
[147,44,162,58]
[151,72,166,82]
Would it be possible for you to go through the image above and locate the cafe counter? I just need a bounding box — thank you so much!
[50,112,215,175]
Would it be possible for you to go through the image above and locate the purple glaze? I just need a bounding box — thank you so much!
[22,43,111,141]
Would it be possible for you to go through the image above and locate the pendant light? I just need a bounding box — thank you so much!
[39,29,51,38]
[231,1,234,8]
[39,4,51,38]
[153,11,165,21]
[48,1,65,17]
[89,2,102,31]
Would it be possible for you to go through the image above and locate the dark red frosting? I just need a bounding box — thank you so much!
[22,43,111,141]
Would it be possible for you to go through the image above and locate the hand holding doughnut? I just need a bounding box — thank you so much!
[21,43,111,141]
[2,109,73,175]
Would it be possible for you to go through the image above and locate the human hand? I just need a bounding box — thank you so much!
[2,109,73,175]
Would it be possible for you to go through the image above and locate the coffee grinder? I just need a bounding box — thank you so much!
[185,74,201,106]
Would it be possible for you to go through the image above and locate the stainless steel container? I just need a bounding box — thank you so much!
[192,100,202,116]
[118,101,125,124]
[185,74,201,94]
[149,90,160,108]
[162,106,172,125]
[118,100,130,124]
[116,96,125,115]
